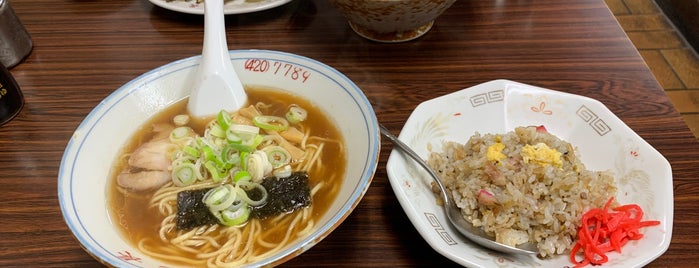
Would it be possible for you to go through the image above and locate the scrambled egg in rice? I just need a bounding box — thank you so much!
[521,142,563,168]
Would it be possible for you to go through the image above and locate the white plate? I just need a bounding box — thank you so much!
[385,79,673,267]
[148,0,293,15]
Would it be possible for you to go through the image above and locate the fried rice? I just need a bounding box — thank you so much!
[427,126,617,257]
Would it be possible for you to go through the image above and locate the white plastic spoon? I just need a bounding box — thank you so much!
[187,0,248,118]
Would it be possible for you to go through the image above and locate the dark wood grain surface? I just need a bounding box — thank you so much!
[2,0,698,267]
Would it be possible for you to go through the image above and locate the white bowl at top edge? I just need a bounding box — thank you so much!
[148,0,294,15]
[58,49,380,267]
[385,79,673,267]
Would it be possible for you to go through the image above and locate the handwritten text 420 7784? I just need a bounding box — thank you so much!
[244,59,311,83]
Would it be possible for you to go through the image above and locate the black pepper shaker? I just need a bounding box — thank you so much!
[0,62,23,126]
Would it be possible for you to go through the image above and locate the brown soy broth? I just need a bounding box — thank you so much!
[108,86,346,265]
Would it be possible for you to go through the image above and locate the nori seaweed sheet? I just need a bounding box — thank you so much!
[175,171,312,230]
[250,171,312,219]
[176,188,218,230]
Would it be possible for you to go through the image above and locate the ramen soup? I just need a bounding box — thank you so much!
[108,87,346,267]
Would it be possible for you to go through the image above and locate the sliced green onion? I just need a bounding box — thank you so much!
[193,160,205,181]
[226,129,242,143]
[213,137,227,148]
[264,146,291,168]
[171,162,197,186]
[239,151,249,171]
[173,114,190,126]
[182,145,199,158]
[205,160,226,182]
[227,199,245,212]
[217,110,233,131]
[202,146,218,163]
[220,205,250,226]
[202,184,237,212]
[230,124,260,135]
[170,126,194,142]
[215,159,232,171]
[237,181,268,207]
[285,105,307,124]
[227,124,260,148]
[221,145,240,165]
[233,170,252,182]
[230,134,263,152]
[246,151,272,182]
[273,165,292,178]
[209,124,226,138]
[246,134,264,148]
[193,136,205,148]
[253,115,289,132]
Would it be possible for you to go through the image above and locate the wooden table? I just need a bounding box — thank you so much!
[2,0,698,267]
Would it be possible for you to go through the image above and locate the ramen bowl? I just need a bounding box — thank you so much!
[58,50,380,267]
[329,0,457,43]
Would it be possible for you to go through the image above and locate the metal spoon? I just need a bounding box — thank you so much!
[379,124,538,255]
[187,0,248,118]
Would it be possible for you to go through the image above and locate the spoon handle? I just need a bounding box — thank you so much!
[202,0,230,71]
[378,124,452,206]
